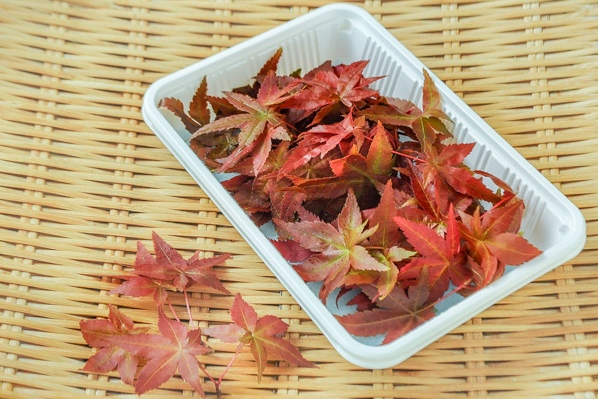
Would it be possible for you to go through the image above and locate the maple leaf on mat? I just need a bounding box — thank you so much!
[109,232,231,305]
[81,306,213,396]
[80,305,147,385]
[203,293,316,382]
[105,311,212,396]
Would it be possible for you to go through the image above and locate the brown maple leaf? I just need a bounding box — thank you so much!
[203,293,316,382]
[337,269,435,343]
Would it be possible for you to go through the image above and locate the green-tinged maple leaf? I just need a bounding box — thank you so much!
[109,232,231,303]
[405,161,440,220]
[358,100,421,128]
[411,115,440,155]
[204,294,316,382]
[191,71,296,175]
[337,269,435,343]
[366,180,402,248]
[458,200,542,289]
[80,305,147,386]
[291,150,371,202]
[276,190,387,301]
[359,180,415,299]
[190,129,238,169]
[395,205,472,300]
[421,69,449,121]
[366,121,396,176]
[343,245,415,302]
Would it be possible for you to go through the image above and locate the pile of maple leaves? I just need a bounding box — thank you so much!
[80,232,314,397]
[159,48,542,345]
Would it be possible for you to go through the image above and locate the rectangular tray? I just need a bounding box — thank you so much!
[141,3,586,369]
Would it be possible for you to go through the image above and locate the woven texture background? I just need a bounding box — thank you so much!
[1,0,597,398]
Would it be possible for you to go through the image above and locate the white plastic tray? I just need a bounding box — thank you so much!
[141,3,586,369]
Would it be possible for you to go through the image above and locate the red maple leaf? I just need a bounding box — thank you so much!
[337,269,435,343]
[270,239,313,263]
[80,305,147,385]
[365,121,396,176]
[458,199,542,290]
[109,232,231,305]
[395,205,472,300]
[291,148,373,202]
[358,180,416,299]
[203,293,316,382]
[275,190,388,301]
[359,70,449,153]
[283,60,382,124]
[289,126,395,208]
[111,312,212,396]
[279,113,368,175]
[417,142,502,204]
[223,141,306,225]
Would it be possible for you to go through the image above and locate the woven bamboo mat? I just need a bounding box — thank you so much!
[1,0,597,397]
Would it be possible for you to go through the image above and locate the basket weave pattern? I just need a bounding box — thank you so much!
[0,1,596,398]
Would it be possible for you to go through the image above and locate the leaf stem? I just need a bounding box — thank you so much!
[184,289,194,326]
[165,297,180,323]
[433,277,474,306]
[196,343,243,398]
[197,362,219,397]
[391,149,427,163]
[482,195,511,217]
[217,344,243,387]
